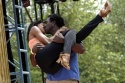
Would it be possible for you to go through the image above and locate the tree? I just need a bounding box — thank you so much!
[109,0,125,28]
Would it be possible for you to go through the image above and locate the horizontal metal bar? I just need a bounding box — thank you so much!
[23,71,30,74]
[10,72,20,76]
[10,71,30,75]
[5,27,25,31]
[18,27,25,31]
[15,5,22,9]
[20,49,27,52]
[5,28,16,31]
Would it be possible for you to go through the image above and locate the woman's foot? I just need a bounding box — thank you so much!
[56,53,70,70]
[99,1,112,17]
[105,1,112,13]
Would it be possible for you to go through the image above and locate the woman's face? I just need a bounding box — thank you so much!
[37,23,45,34]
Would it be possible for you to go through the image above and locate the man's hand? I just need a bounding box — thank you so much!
[32,43,45,54]
[53,33,64,43]
[72,43,85,54]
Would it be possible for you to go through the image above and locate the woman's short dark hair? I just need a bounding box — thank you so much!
[48,14,65,28]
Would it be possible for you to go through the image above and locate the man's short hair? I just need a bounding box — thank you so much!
[48,14,65,28]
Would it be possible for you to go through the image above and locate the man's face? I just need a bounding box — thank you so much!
[44,17,53,34]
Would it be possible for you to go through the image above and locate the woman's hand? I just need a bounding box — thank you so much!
[53,33,64,43]
[72,43,85,54]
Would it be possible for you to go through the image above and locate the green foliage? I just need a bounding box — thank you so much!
[30,66,43,82]
[79,24,125,83]
[59,0,96,30]
[109,0,125,28]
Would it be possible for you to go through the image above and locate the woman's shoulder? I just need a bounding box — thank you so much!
[31,26,42,33]
[32,26,45,34]
[31,26,38,30]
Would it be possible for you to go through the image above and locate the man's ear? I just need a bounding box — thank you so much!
[52,21,56,25]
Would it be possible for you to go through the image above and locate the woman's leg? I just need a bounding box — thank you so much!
[76,1,112,43]
[62,29,76,54]
[35,42,63,74]
[76,15,103,43]
[56,29,76,70]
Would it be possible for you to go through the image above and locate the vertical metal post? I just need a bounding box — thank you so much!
[12,0,24,82]
[19,0,31,82]
[34,2,38,20]
[11,0,31,82]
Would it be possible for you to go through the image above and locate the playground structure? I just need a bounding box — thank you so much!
[0,0,78,83]
[2,0,31,83]
[1,0,60,83]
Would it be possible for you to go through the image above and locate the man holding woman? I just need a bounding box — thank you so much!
[28,1,112,83]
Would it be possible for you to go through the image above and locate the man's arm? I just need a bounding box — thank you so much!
[52,33,64,43]
[53,33,85,54]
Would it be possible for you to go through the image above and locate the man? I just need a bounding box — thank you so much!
[32,1,112,83]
